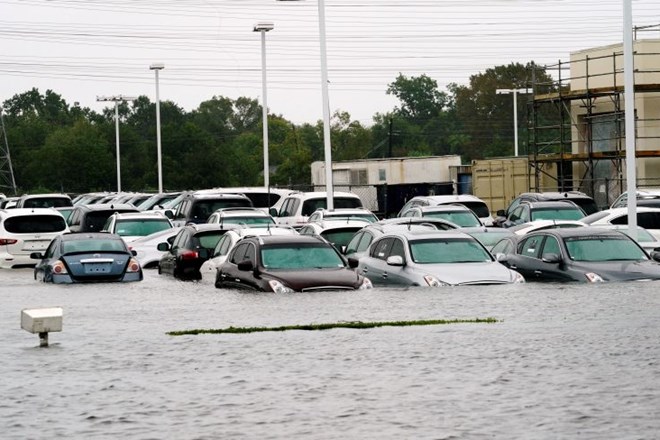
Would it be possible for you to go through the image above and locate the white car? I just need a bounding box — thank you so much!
[199,225,298,283]
[206,207,275,226]
[0,208,69,268]
[307,208,378,224]
[581,207,660,240]
[102,211,173,243]
[272,191,365,229]
[298,218,373,252]
[610,188,660,209]
[129,226,182,269]
[508,220,588,236]
[397,194,494,226]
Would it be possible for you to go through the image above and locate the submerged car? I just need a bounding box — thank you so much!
[215,235,373,292]
[31,232,143,283]
[495,227,660,282]
[353,230,524,287]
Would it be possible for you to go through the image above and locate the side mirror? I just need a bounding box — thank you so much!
[651,251,660,263]
[496,209,506,217]
[347,257,359,268]
[30,252,44,260]
[237,259,254,271]
[269,207,278,217]
[157,242,170,251]
[495,253,508,262]
[198,248,210,260]
[386,255,404,266]
[541,253,562,264]
[131,250,137,256]
[163,209,174,219]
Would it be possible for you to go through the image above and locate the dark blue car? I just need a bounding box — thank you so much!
[31,232,143,283]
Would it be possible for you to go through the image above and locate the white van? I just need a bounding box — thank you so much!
[272,191,365,229]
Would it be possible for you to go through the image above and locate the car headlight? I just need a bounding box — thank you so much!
[424,275,449,287]
[585,272,604,283]
[512,271,525,284]
[358,277,373,290]
[269,280,294,293]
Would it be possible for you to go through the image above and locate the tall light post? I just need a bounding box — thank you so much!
[150,63,165,193]
[96,95,137,192]
[278,0,334,209]
[253,22,274,189]
[622,0,637,237]
[496,88,530,156]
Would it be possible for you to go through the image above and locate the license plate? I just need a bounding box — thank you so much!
[23,241,49,251]
[84,263,111,274]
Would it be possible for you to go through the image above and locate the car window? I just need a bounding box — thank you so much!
[217,235,233,256]
[370,237,394,260]
[230,243,249,264]
[565,235,647,261]
[519,236,542,259]
[491,238,514,255]
[389,238,405,259]
[541,236,561,256]
[456,201,490,218]
[44,239,58,258]
[509,206,523,222]
[3,215,67,233]
[424,211,481,227]
[409,238,492,263]
[244,243,257,263]
[261,244,345,269]
[637,212,660,230]
[116,219,171,236]
[530,208,585,222]
[172,230,188,250]
[345,232,364,255]
[195,231,225,250]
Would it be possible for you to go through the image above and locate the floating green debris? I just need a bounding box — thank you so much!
[167,318,498,336]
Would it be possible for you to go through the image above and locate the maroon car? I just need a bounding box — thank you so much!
[215,235,373,292]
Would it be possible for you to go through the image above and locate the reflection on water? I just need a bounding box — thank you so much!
[2,268,660,438]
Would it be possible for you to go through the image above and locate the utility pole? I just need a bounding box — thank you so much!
[0,111,17,195]
[96,95,137,192]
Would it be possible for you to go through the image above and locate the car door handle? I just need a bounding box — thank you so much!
[361,267,368,274]
[534,270,542,275]
[382,272,388,279]
[510,264,517,270]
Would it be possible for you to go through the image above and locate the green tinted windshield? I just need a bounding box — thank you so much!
[116,219,171,236]
[531,208,584,221]
[565,236,647,261]
[262,244,345,269]
[223,216,274,225]
[410,238,492,263]
[424,212,481,227]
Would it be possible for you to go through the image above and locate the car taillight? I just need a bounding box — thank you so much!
[181,250,199,260]
[53,260,68,274]
[0,238,18,245]
[126,258,141,273]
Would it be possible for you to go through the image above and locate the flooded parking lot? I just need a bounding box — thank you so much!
[2,268,660,439]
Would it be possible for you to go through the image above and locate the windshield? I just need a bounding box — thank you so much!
[456,201,490,218]
[468,231,513,248]
[221,216,274,225]
[320,228,363,249]
[424,211,481,227]
[531,208,584,221]
[63,238,126,254]
[261,244,345,269]
[564,236,648,261]
[116,219,172,236]
[4,215,67,233]
[301,197,362,216]
[325,213,378,223]
[410,238,492,263]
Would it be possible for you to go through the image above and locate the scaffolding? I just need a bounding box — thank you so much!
[528,27,660,208]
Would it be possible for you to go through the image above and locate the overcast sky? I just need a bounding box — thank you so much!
[1,0,658,125]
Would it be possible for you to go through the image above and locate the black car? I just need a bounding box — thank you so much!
[495,191,599,226]
[500,201,586,228]
[67,203,139,232]
[31,232,143,283]
[494,227,660,282]
[215,235,373,292]
[157,223,237,280]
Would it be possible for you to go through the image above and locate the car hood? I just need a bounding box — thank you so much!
[572,260,660,281]
[420,261,519,285]
[264,267,364,291]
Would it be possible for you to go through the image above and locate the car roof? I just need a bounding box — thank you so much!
[381,229,474,241]
[244,234,328,245]
[61,232,124,241]
[524,226,626,239]
[415,204,474,212]
[187,222,243,232]
[186,193,251,200]
[76,203,138,212]
[519,191,592,200]
[110,211,169,219]
[521,201,582,209]
[0,207,66,218]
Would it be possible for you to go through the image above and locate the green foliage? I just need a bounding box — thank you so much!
[1,61,553,193]
[167,318,498,335]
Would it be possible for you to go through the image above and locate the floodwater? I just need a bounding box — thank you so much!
[2,268,660,439]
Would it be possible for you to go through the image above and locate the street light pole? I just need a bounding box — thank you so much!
[623,0,638,237]
[277,0,334,209]
[496,88,530,156]
[96,95,137,192]
[253,22,274,189]
[150,63,165,193]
